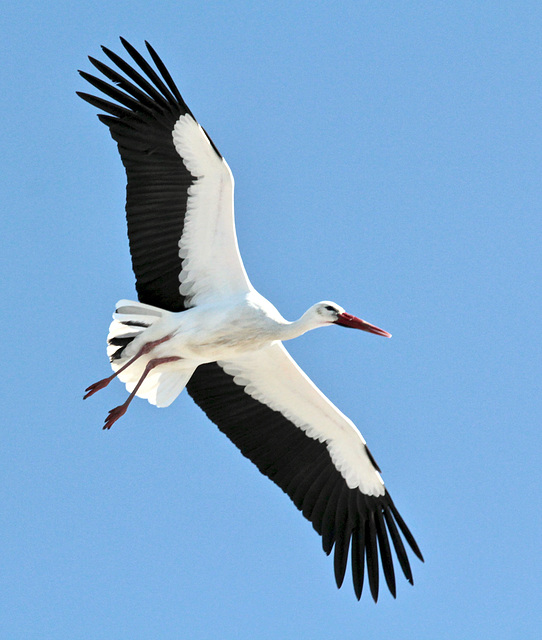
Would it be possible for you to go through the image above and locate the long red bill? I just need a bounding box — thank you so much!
[334,312,391,338]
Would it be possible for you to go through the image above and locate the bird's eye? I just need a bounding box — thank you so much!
[325,305,336,312]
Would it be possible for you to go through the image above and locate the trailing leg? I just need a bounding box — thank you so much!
[84,334,174,399]
[103,356,182,429]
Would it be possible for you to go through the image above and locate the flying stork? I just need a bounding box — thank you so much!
[78,38,423,601]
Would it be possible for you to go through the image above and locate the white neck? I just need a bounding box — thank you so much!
[275,309,326,341]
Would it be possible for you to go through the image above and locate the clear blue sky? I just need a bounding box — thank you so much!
[2,2,541,638]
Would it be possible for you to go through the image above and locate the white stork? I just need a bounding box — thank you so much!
[78,38,423,601]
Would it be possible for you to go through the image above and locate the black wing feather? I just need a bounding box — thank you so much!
[145,41,186,104]
[375,508,396,597]
[100,45,174,111]
[365,512,380,602]
[332,488,352,588]
[384,507,413,583]
[351,523,366,600]
[88,57,160,111]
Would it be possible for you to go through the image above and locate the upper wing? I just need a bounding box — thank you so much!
[78,38,253,312]
[187,343,423,601]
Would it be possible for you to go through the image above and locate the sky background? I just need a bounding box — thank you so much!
[2,2,541,638]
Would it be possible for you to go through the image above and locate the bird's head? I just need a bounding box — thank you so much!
[312,301,391,337]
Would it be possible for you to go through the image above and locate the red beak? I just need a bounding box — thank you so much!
[334,312,391,338]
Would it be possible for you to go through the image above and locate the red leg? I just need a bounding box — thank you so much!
[84,333,174,399]
[103,356,182,430]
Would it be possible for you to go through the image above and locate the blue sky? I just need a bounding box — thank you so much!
[2,2,541,638]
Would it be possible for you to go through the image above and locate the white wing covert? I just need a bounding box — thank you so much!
[220,343,385,496]
[172,114,253,307]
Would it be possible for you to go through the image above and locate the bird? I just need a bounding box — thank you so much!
[78,38,423,602]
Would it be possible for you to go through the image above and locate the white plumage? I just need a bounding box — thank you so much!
[78,38,423,601]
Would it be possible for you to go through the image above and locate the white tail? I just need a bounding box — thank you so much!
[106,300,194,407]
[106,299,163,363]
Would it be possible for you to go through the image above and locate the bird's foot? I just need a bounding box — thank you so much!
[103,404,128,430]
[84,377,113,399]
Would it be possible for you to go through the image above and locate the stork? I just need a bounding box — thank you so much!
[78,38,423,601]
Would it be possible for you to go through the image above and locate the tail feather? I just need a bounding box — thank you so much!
[115,300,163,317]
[105,299,192,407]
[107,299,164,362]
[108,335,138,362]
[143,369,195,407]
[121,365,194,407]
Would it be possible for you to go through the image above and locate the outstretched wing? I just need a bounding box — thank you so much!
[187,344,423,601]
[78,38,253,312]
